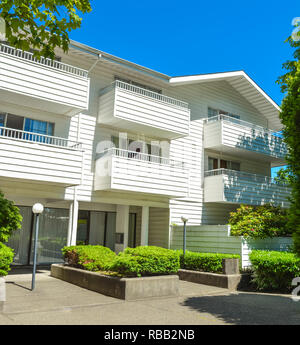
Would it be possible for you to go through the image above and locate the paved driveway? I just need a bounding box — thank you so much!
[0,267,300,325]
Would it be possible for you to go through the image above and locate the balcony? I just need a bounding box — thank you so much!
[204,169,290,208]
[203,115,287,166]
[98,80,190,139]
[0,44,90,116]
[94,148,189,198]
[0,127,83,186]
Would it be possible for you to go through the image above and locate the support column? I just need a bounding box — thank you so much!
[67,199,79,246]
[140,206,149,246]
[115,204,129,253]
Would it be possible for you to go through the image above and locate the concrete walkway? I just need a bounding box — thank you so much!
[0,267,300,325]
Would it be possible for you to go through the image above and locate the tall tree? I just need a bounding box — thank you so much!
[0,0,92,59]
[277,20,300,254]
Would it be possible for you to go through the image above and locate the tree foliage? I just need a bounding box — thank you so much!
[276,22,300,255]
[0,190,22,243]
[229,204,291,239]
[274,166,295,185]
[0,0,92,59]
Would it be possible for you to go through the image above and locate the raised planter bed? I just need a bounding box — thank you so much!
[178,269,250,290]
[178,259,250,290]
[51,264,179,300]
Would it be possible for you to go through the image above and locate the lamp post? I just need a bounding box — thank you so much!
[31,203,44,291]
[181,216,188,257]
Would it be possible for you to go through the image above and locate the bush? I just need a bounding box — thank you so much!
[180,251,240,273]
[0,191,22,243]
[62,245,116,272]
[249,250,300,292]
[109,246,180,277]
[229,204,291,239]
[0,242,14,277]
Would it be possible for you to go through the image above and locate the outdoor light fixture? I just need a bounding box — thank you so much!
[181,216,188,257]
[31,203,44,291]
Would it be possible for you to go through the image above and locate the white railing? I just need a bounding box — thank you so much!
[204,169,289,186]
[100,80,189,109]
[98,147,185,167]
[0,126,82,150]
[0,44,88,78]
[204,114,283,140]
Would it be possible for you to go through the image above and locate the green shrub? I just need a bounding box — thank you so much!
[62,245,116,272]
[0,191,23,243]
[249,250,300,292]
[180,251,240,273]
[0,242,14,277]
[229,204,291,239]
[109,246,180,277]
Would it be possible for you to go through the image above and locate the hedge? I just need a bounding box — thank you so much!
[249,250,300,292]
[62,245,116,272]
[180,251,240,273]
[0,242,14,277]
[110,246,180,277]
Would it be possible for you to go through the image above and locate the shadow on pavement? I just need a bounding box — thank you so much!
[181,292,300,325]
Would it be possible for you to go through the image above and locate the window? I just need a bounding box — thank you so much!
[0,113,5,127]
[208,107,240,120]
[0,113,54,141]
[115,76,162,94]
[208,157,240,171]
[24,118,54,136]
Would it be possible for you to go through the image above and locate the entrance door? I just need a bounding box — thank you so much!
[7,207,69,265]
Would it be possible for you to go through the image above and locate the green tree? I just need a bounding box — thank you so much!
[274,166,295,185]
[0,0,92,59]
[276,20,300,255]
[0,191,22,243]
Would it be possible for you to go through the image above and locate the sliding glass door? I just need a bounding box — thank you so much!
[7,206,69,265]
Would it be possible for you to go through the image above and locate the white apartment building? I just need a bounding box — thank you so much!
[0,40,290,265]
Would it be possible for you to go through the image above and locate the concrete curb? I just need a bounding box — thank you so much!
[178,269,251,290]
[51,264,179,301]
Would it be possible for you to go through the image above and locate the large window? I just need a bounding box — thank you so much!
[208,107,240,120]
[0,112,54,140]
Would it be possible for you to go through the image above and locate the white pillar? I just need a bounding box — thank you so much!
[115,204,129,253]
[140,206,149,246]
[67,199,79,246]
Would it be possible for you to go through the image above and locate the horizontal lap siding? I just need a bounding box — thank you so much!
[111,157,189,197]
[0,137,83,185]
[223,175,291,207]
[0,54,89,109]
[222,122,287,158]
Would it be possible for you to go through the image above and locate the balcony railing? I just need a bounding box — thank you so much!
[204,169,288,186]
[0,126,82,150]
[0,44,88,78]
[98,147,184,167]
[100,80,189,109]
[204,114,283,140]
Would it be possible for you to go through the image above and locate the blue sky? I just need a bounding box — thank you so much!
[70,0,299,176]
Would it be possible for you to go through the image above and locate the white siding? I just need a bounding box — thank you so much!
[94,154,189,198]
[0,136,83,186]
[98,84,190,139]
[0,48,89,115]
[204,119,287,160]
[204,173,291,207]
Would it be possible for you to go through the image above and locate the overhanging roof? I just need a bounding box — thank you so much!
[169,71,282,131]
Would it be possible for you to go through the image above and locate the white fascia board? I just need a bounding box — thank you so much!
[169,71,281,112]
